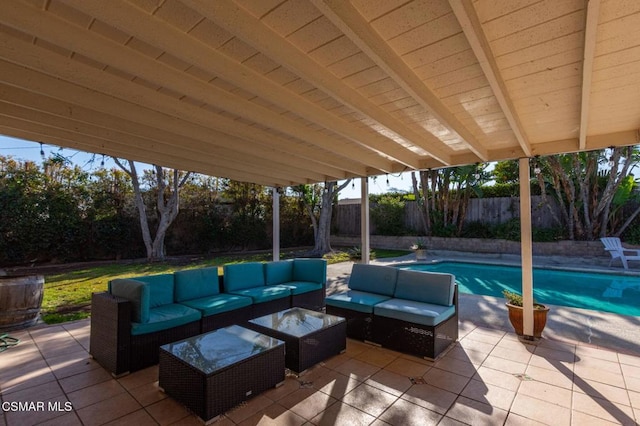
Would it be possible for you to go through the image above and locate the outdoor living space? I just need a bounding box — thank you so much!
[2,257,640,426]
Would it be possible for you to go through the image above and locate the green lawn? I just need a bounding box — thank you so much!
[41,248,410,324]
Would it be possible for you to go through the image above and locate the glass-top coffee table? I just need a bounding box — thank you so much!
[247,307,346,374]
[159,325,285,424]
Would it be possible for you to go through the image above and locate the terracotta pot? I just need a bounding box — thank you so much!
[505,303,549,338]
[414,249,427,261]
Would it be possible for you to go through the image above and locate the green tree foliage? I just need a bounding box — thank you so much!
[370,194,406,235]
[493,160,519,184]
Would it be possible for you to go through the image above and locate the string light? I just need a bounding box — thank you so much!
[474,162,480,180]
[100,154,105,167]
[386,174,389,186]
[608,146,615,168]
[533,156,541,175]
[39,143,45,159]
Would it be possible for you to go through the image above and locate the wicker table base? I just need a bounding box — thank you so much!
[247,307,346,374]
[159,325,285,424]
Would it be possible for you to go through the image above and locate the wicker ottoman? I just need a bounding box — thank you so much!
[247,307,346,374]
[159,325,285,424]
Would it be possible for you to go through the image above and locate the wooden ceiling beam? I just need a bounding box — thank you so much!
[0,0,396,172]
[449,0,532,158]
[0,104,318,184]
[181,0,450,167]
[64,0,425,170]
[0,42,363,177]
[579,0,600,150]
[0,124,294,187]
[312,0,488,162]
[0,82,343,182]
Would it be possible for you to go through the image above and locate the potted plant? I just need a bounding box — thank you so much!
[502,290,549,338]
[410,239,428,261]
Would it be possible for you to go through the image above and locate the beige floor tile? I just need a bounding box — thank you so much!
[573,364,625,387]
[481,355,528,375]
[333,358,380,381]
[490,346,533,365]
[619,353,640,368]
[1,379,64,403]
[433,356,478,378]
[341,383,397,417]
[75,392,141,426]
[384,357,431,377]
[103,408,158,426]
[447,396,509,425]
[67,379,126,409]
[571,410,621,425]
[524,365,573,389]
[621,363,640,379]
[128,380,168,407]
[534,345,577,362]
[345,339,373,357]
[472,366,523,392]
[517,380,572,408]
[145,397,192,425]
[3,395,73,426]
[510,393,570,425]
[629,390,640,409]
[626,375,640,393]
[574,356,623,374]
[36,411,83,426]
[0,362,57,396]
[223,394,273,424]
[354,347,399,368]
[437,416,468,426]
[504,412,547,425]
[527,353,575,373]
[365,369,412,397]
[58,366,113,393]
[461,379,516,411]
[463,330,503,346]
[237,402,306,426]
[445,345,488,366]
[378,398,442,426]
[311,370,360,399]
[495,338,537,353]
[572,392,636,426]
[117,365,159,390]
[310,401,375,426]
[575,345,619,362]
[46,351,102,379]
[572,376,631,406]
[261,376,302,402]
[401,383,457,414]
[320,352,350,370]
[458,338,495,355]
[369,420,392,426]
[537,339,576,354]
[423,367,471,394]
[278,387,337,420]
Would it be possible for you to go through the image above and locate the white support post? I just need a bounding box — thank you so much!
[519,158,534,338]
[272,187,280,262]
[360,177,370,264]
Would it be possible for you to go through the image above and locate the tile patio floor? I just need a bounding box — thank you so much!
[2,317,640,425]
[1,255,640,425]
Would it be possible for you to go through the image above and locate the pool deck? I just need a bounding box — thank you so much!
[326,251,640,357]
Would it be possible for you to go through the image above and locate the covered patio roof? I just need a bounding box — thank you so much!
[0,0,638,186]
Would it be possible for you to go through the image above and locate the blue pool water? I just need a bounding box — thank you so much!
[398,262,640,317]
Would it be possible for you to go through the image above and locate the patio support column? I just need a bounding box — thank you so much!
[360,177,370,264]
[272,187,280,262]
[519,157,534,338]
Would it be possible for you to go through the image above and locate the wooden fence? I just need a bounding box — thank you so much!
[334,196,561,235]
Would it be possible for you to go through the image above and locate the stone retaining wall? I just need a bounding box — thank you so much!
[330,235,609,258]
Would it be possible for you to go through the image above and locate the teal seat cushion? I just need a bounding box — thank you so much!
[348,264,397,296]
[131,304,201,336]
[325,290,391,313]
[293,258,326,284]
[135,274,175,308]
[180,294,252,317]
[373,298,456,327]
[265,261,293,285]
[174,268,220,302]
[277,281,323,295]
[223,262,266,292]
[110,278,150,323]
[228,285,290,304]
[395,270,455,306]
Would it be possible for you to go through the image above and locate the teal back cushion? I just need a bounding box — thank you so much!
[110,278,150,323]
[394,270,455,306]
[265,261,293,285]
[174,268,220,302]
[223,262,265,292]
[135,274,175,308]
[293,258,327,284]
[349,264,397,296]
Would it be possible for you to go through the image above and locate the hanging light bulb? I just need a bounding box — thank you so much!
[100,154,105,167]
[533,156,541,175]
[39,143,45,159]
[351,180,355,190]
[474,162,480,180]
[386,174,389,186]
[608,146,616,168]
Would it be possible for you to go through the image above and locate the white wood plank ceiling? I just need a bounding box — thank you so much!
[0,0,638,186]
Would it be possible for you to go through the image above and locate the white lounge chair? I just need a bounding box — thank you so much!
[600,237,640,270]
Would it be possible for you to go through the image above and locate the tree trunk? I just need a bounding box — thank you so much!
[309,180,351,256]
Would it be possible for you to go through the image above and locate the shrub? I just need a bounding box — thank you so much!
[370,194,407,235]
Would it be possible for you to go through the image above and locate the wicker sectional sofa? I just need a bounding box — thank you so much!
[90,259,326,376]
[325,263,458,359]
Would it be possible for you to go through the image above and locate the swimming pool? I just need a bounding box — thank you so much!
[398,262,640,317]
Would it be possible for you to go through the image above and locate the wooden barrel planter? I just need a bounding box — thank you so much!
[0,275,44,330]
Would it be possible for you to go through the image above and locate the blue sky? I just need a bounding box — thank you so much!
[0,135,413,198]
